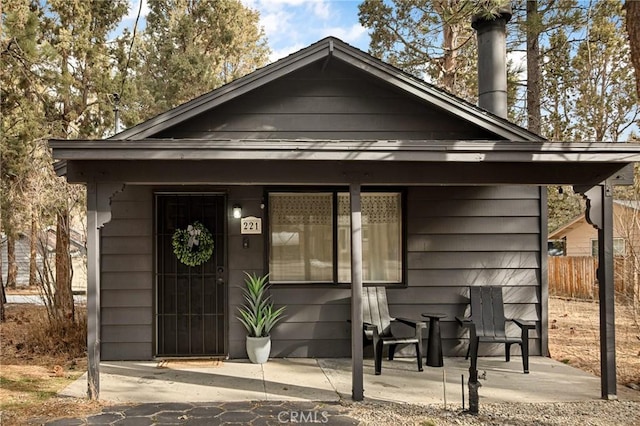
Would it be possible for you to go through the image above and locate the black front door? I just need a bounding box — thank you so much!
[155,194,226,357]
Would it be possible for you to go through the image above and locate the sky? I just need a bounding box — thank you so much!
[120,0,370,62]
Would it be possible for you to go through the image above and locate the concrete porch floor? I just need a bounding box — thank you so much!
[60,357,640,405]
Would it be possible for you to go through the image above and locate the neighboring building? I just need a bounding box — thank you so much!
[1,229,87,292]
[1,233,34,287]
[548,200,640,257]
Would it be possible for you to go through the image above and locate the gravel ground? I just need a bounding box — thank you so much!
[343,400,640,425]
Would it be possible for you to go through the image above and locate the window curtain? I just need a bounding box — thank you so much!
[338,193,402,283]
[269,193,333,282]
[269,192,402,283]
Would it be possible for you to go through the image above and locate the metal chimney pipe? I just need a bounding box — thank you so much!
[472,7,512,119]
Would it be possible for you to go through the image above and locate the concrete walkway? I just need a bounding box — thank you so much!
[61,357,640,405]
[40,357,640,425]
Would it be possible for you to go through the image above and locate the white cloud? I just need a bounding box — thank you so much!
[251,0,330,18]
[312,1,331,20]
[125,0,149,22]
[269,43,307,61]
[508,50,527,82]
[260,9,296,38]
[242,1,371,62]
[319,23,367,45]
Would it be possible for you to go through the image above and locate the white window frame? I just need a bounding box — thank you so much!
[590,238,626,257]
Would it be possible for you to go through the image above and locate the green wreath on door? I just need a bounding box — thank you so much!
[172,221,214,266]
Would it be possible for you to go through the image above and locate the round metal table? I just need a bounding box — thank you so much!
[421,313,447,367]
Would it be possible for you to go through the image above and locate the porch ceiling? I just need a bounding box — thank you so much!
[50,139,639,187]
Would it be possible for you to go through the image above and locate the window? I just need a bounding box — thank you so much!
[590,238,626,257]
[268,191,403,284]
[548,239,566,256]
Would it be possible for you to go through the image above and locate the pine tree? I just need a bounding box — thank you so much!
[358,0,481,101]
[541,29,575,140]
[625,1,640,99]
[571,0,638,142]
[1,0,45,289]
[508,0,584,135]
[37,0,128,322]
[131,0,270,120]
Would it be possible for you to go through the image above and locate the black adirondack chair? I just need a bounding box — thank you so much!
[456,286,535,374]
[362,286,426,375]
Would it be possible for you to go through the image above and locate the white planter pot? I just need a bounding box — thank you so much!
[246,335,271,364]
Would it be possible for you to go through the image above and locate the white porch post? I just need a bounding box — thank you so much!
[350,182,364,401]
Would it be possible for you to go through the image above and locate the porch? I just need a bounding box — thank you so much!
[60,357,640,404]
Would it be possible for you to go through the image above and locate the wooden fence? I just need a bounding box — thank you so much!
[548,256,640,301]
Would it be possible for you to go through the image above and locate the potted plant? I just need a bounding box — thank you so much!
[236,272,286,364]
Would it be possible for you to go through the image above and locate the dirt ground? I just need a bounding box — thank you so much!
[548,297,640,388]
[0,297,639,425]
[0,303,104,425]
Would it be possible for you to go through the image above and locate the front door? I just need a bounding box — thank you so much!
[155,194,226,357]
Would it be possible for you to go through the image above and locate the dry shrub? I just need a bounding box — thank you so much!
[20,307,87,359]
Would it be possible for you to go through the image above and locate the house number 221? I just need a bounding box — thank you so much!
[240,216,262,234]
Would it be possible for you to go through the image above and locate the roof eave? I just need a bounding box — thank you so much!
[49,139,640,163]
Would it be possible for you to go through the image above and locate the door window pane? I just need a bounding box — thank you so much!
[269,193,333,282]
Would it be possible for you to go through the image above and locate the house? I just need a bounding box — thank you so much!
[49,27,640,401]
[1,229,86,292]
[549,200,640,257]
[1,233,34,287]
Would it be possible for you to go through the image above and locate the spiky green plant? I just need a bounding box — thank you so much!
[237,272,286,337]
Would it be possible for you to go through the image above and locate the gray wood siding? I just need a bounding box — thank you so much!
[227,185,543,359]
[101,186,154,360]
[1,235,33,286]
[100,185,542,361]
[405,186,542,356]
[156,60,502,141]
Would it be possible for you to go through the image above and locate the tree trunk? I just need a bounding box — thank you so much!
[0,251,5,321]
[527,0,542,135]
[434,0,459,94]
[29,214,37,286]
[0,252,4,303]
[0,188,5,320]
[54,211,74,321]
[7,235,17,288]
[0,282,5,322]
[626,1,640,100]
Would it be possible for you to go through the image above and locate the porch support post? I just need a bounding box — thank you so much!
[86,183,122,400]
[86,182,100,399]
[596,182,617,400]
[350,182,364,401]
[575,181,617,399]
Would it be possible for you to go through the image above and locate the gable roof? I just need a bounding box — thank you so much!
[548,215,589,239]
[549,200,640,239]
[113,37,542,142]
[51,37,640,188]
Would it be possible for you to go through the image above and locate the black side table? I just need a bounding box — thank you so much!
[421,313,447,367]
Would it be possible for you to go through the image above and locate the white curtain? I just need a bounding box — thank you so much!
[338,193,402,283]
[269,192,402,283]
[269,193,333,282]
